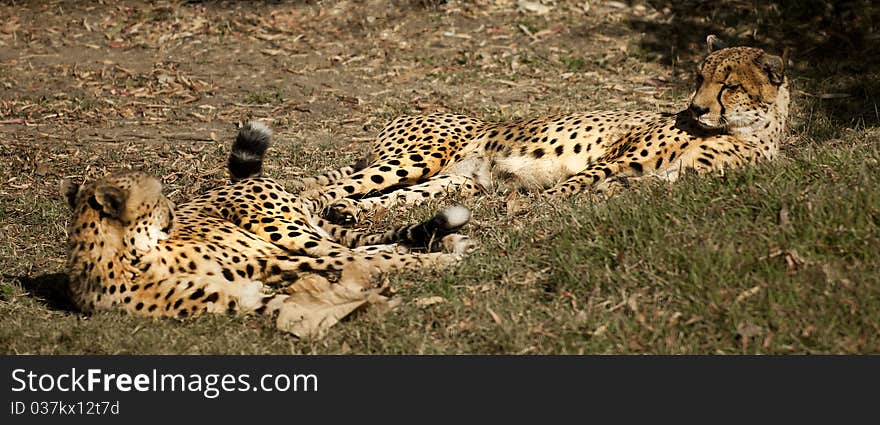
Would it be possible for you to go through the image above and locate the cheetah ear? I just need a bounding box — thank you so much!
[761,53,785,85]
[60,179,81,210]
[706,35,727,53]
[93,183,128,219]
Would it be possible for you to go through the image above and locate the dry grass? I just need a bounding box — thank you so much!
[1,0,877,354]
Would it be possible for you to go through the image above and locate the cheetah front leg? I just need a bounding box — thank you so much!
[327,174,480,224]
[542,137,762,200]
[260,247,471,279]
[315,204,474,252]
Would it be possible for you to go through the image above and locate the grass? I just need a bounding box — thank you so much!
[243,91,285,105]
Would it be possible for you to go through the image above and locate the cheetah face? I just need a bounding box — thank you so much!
[65,171,174,252]
[689,36,786,131]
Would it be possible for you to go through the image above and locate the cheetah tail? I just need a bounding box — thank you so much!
[229,121,272,182]
[375,205,471,249]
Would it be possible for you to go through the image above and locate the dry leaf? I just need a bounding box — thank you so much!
[734,285,762,304]
[487,307,503,325]
[517,0,553,15]
[784,250,805,273]
[276,262,394,339]
[414,296,446,307]
[778,206,790,227]
[505,191,530,215]
[736,322,762,338]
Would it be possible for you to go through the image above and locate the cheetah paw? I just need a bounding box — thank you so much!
[441,234,478,256]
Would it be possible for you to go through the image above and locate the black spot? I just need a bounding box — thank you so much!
[573,144,582,154]
[629,162,644,173]
[555,146,564,156]
[222,269,235,281]
[189,288,206,300]
[204,292,219,303]
[304,241,319,249]
[532,149,545,158]
[370,175,385,184]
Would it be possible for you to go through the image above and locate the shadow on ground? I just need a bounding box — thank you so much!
[628,0,880,130]
[14,273,78,312]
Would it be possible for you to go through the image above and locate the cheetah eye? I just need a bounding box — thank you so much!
[161,212,174,233]
[723,83,741,90]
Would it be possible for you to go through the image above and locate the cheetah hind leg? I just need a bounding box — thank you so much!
[542,160,629,200]
[326,174,479,225]
[285,158,369,193]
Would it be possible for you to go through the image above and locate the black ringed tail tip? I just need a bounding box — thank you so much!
[229,121,272,181]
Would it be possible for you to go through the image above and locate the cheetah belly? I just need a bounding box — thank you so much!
[491,153,586,191]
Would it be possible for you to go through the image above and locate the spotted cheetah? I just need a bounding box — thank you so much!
[61,122,473,319]
[311,36,790,224]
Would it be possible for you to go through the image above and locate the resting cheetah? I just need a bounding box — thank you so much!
[311,36,790,224]
[61,122,473,319]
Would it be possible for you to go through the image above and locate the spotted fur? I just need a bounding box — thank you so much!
[309,37,790,223]
[62,123,474,319]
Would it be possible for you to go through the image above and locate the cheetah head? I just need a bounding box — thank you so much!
[62,171,174,254]
[689,35,787,131]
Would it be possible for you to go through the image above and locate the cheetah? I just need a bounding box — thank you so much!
[309,36,790,224]
[61,122,474,319]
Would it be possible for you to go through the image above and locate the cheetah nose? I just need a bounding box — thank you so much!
[689,104,710,118]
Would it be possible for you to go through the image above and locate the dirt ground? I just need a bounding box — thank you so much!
[1,0,878,354]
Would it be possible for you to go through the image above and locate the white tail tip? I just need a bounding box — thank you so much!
[440,205,471,229]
